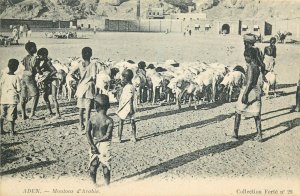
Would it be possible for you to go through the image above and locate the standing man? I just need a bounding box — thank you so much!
[232,47,263,142]
[243,33,267,81]
[291,73,300,112]
[19,24,24,37]
[93,26,97,35]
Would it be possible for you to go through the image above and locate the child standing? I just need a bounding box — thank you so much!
[86,94,113,185]
[21,41,40,120]
[0,59,21,136]
[69,47,97,132]
[117,69,137,143]
[36,48,61,119]
[264,37,277,72]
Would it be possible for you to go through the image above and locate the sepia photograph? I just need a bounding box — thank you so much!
[0,0,299,195]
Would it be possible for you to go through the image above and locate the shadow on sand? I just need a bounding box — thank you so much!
[0,161,57,176]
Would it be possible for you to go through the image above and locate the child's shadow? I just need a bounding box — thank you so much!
[261,117,300,142]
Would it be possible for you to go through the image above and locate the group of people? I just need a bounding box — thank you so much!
[1,33,299,186]
[11,24,32,44]
[0,41,61,136]
[232,33,277,142]
[184,25,192,36]
[68,46,137,185]
[0,43,137,185]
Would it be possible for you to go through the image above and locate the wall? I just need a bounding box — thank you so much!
[270,19,300,38]
[216,20,241,35]
[105,19,219,33]
[77,19,106,30]
[0,19,71,30]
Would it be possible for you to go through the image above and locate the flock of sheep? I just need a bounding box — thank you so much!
[6,57,276,110]
[53,58,276,109]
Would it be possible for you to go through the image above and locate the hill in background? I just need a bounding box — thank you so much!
[0,0,300,20]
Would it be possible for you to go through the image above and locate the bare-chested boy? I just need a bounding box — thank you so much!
[233,47,263,142]
[86,94,113,185]
[36,48,61,119]
[264,37,277,72]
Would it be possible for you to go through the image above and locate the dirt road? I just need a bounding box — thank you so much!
[0,32,299,195]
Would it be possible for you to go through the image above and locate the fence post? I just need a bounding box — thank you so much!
[170,20,172,33]
[118,20,119,32]
[149,20,150,32]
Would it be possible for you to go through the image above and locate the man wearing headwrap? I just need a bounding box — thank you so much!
[243,33,267,81]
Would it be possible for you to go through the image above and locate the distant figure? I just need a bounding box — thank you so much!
[86,94,113,185]
[19,24,24,37]
[12,26,19,44]
[93,26,96,34]
[264,37,277,72]
[233,47,263,142]
[117,69,137,143]
[27,24,32,37]
[24,24,28,37]
[0,59,21,136]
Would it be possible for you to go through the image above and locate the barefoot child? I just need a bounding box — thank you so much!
[0,59,21,135]
[36,48,61,119]
[264,37,277,72]
[117,69,137,142]
[233,47,263,142]
[21,41,40,119]
[86,94,113,185]
[70,47,97,132]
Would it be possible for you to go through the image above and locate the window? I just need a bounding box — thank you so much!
[81,24,83,27]
[242,25,248,31]
[157,12,159,15]
[153,12,155,15]
[149,12,152,15]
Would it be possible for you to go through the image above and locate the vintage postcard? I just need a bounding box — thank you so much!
[0,0,299,195]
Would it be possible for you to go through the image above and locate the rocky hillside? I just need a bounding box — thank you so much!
[0,0,300,20]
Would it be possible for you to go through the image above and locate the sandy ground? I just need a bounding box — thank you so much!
[0,32,300,195]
